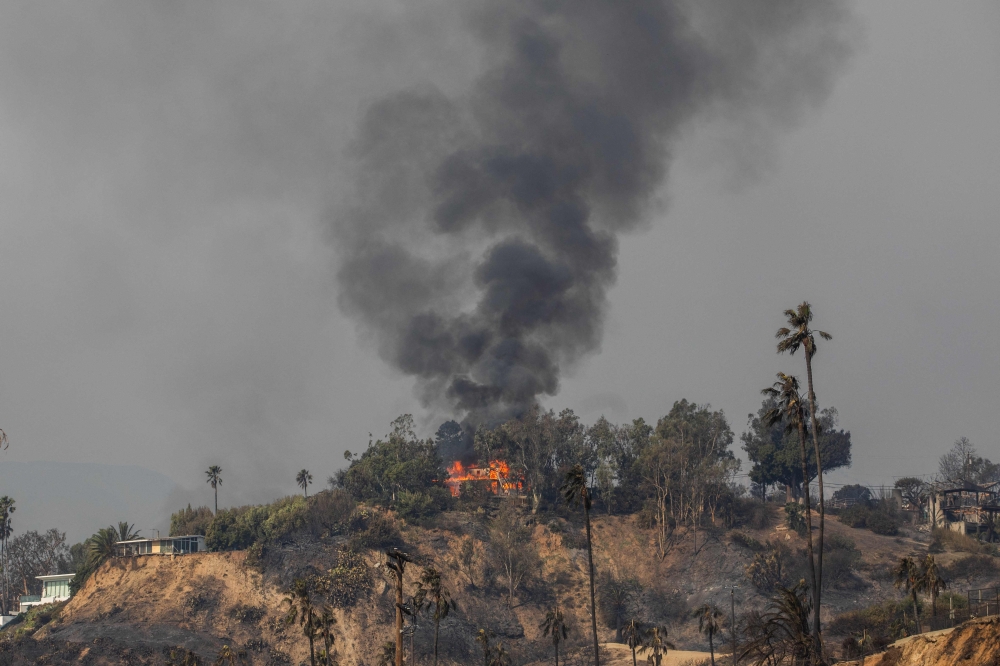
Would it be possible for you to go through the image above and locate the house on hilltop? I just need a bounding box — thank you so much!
[19,573,74,613]
[115,534,205,557]
[929,481,1000,538]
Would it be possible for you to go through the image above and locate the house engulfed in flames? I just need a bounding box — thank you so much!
[445,460,523,497]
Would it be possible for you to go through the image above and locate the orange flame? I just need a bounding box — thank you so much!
[445,460,522,497]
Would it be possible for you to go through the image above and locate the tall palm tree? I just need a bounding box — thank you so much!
[642,626,675,666]
[762,372,819,652]
[894,557,921,634]
[622,619,644,666]
[414,566,457,666]
[88,526,120,567]
[284,578,318,666]
[694,604,724,666]
[562,464,600,666]
[297,469,313,498]
[206,466,223,514]
[539,607,569,666]
[0,496,15,615]
[776,301,831,645]
[920,555,946,619]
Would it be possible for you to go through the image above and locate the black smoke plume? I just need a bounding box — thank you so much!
[336,1,854,425]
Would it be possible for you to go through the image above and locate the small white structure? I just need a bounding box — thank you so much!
[19,573,74,613]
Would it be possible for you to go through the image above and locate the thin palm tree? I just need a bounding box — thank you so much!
[694,604,724,666]
[642,626,675,666]
[894,557,921,634]
[414,566,456,666]
[539,607,569,666]
[762,372,819,651]
[562,464,600,666]
[0,496,14,615]
[777,301,831,647]
[284,578,318,666]
[297,469,314,498]
[215,645,236,666]
[920,555,946,619]
[622,619,644,666]
[206,466,223,514]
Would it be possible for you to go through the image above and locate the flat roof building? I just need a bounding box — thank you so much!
[115,535,205,557]
[19,573,74,613]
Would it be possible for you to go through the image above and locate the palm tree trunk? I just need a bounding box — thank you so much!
[214,487,218,515]
[631,646,637,666]
[584,500,600,666]
[309,636,316,666]
[434,616,440,666]
[795,421,820,651]
[912,590,919,633]
[555,640,559,666]
[804,350,825,654]
[709,630,715,666]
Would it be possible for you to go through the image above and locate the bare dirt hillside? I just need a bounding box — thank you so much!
[5,504,991,665]
[845,617,1000,666]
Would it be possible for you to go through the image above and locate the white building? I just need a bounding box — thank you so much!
[19,573,74,613]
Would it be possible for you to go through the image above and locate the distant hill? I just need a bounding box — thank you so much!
[0,461,179,544]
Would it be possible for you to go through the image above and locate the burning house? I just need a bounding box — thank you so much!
[445,460,523,498]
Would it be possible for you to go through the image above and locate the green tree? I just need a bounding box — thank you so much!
[894,557,921,634]
[284,578,318,666]
[297,469,314,498]
[621,619,644,666]
[539,607,568,666]
[206,465,223,514]
[413,566,456,666]
[938,437,1000,486]
[776,301,832,650]
[693,604,723,666]
[762,372,819,652]
[562,464,599,666]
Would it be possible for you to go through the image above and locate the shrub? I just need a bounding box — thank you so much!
[645,588,689,622]
[396,487,453,523]
[205,496,309,551]
[839,504,871,528]
[305,489,356,537]
[942,554,999,584]
[313,548,372,608]
[745,543,789,593]
[929,528,995,555]
[346,508,403,551]
[866,511,899,536]
[170,505,214,536]
[823,537,863,590]
[230,604,266,624]
[784,503,807,537]
[730,531,766,552]
[827,599,912,645]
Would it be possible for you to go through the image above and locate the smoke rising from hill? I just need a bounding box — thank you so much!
[335,1,855,424]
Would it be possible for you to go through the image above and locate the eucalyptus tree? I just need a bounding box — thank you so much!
[762,372,819,650]
[693,604,724,666]
[562,464,599,666]
[414,566,457,666]
[776,301,831,643]
[539,607,568,666]
[297,469,313,498]
[206,466,223,514]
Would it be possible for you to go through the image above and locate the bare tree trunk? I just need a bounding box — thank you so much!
[584,500,600,666]
[805,350,826,659]
[434,616,440,666]
[795,420,819,657]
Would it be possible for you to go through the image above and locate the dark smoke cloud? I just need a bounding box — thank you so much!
[335,0,854,425]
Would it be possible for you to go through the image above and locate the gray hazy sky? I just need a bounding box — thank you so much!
[0,1,997,513]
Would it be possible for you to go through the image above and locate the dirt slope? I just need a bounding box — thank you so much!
[845,618,1000,666]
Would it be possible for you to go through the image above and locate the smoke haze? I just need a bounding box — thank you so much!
[335,1,854,425]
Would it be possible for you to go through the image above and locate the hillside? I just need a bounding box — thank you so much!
[1,500,995,664]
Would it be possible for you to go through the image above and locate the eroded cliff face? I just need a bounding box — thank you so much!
[848,618,1000,666]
